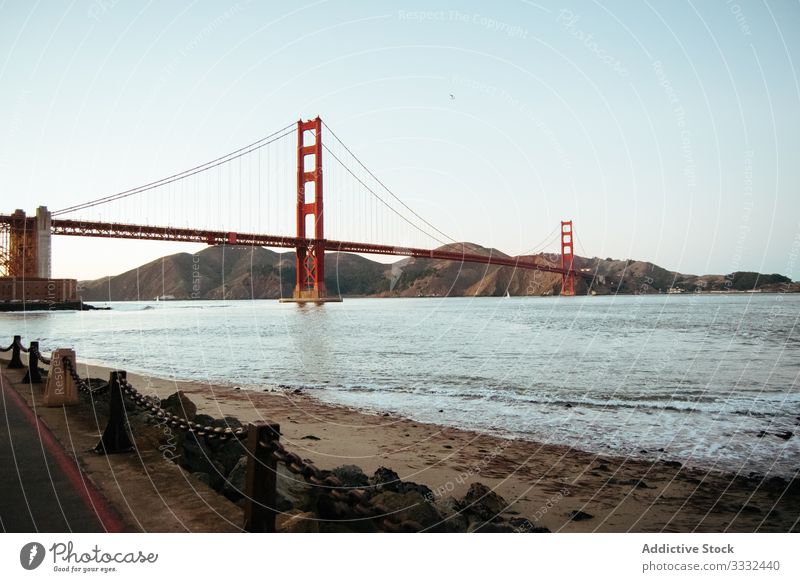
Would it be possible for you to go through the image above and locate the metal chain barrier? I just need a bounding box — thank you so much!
[118,376,249,442]
[0,341,13,352]
[61,349,421,532]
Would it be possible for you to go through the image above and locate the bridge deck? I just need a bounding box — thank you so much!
[40,217,588,279]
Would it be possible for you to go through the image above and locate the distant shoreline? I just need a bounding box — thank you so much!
[73,289,799,303]
[0,301,109,312]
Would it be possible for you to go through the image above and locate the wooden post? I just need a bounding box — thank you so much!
[8,335,24,369]
[21,341,42,384]
[43,348,78,406]
[244,422,281,533]
[94,371,134,454]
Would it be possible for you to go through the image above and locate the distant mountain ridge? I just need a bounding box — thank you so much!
[77,244,797,301]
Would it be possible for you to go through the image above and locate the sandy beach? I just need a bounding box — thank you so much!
[9,355,780,533]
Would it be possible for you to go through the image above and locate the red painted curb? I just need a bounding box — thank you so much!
[1,372,127,532]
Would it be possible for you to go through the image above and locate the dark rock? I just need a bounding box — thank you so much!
[331,465,370,488]
[639,449,648,454]
[206,435,248,475]
[179,431,241,489]
[457,482,508,522]
[398,481,433,499]
[370,491,443,530]
[443,444,453,449]
[438,409,443,413]
[301,434,321,441]
[382,412,390,417]
[508,517,550,533]
[368,467,432,498]
[433,497,469,532]
[194,414,215,428]
[222,456,248,501]
[756,430,767,438]
[662,460,682,469]
[204,461,226,490]
[276,463,315,512]
[568,510,594,521]
[595,463,610,471]
[160,391,197,421]
[293,388,302,394]
[180,433,215,475]
[775,431,793,440]
[369,467,401,492]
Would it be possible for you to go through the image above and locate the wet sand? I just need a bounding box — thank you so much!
[66,359,799,532]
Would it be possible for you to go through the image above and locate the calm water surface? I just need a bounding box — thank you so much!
[2,294,798,477]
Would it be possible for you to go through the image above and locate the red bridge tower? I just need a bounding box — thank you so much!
[284,117,340,303]
[560,220,576,296]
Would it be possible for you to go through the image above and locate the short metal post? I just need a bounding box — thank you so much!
[21,341,42,383]
[8,335,24,369]
[94,371,134,454]
[244,422,281,533]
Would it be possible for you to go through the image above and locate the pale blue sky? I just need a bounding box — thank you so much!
[1,0,798,280]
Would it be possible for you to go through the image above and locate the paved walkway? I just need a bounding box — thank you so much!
[0,370,125,532]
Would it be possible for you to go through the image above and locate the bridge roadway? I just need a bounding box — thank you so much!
[31,217,590,279]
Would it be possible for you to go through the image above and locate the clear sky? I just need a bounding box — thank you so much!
[1,0,798,280]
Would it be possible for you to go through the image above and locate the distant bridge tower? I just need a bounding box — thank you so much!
[1,206,51,278]
[560,220,575,296]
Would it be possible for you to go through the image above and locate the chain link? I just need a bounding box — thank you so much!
[63,357,104,395]
[28,344,51,366]
[118,377,248,442]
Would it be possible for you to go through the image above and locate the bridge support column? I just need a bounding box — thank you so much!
[282,116,341,303]
[561,220,576,296]
[36,206,52,279]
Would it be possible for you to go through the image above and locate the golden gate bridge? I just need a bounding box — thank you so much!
[1,117,586,302]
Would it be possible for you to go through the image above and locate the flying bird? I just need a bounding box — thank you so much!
[449,94,455,100]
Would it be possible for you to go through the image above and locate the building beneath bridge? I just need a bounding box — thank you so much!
[0,207,78,303]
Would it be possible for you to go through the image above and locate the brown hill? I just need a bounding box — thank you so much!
[77,244,796,301]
